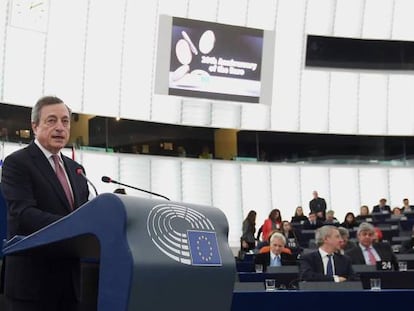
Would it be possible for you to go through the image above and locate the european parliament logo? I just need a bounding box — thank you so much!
[188,230,222,266]
[147,203,223,266]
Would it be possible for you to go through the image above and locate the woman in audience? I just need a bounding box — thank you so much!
[373,226,383,243]
[240,210,257,252]
[281,220,300,254]
[340,212,358,229]
[291,206,308,224]
[392,207,402,216]
[262,209,282,242]
[355,205,370,223]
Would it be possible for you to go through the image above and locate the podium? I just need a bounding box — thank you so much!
[2,193,236,311]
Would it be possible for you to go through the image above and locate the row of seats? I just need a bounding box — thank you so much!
[291,213,414,250]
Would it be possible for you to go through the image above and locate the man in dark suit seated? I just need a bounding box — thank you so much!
[372,198,391,214]
[254,232,297,272]
[345,222,398,270]
[303,212,323,230]
[401,198,414,213]
[299,225,357,282]
[399,225,414,254]
[337,226,356,255]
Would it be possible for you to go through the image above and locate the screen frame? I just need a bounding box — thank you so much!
[155,15,274,105]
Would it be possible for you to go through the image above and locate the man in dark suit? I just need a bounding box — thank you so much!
[345,222,398,270]
[309,190,327,220]
[337,226,356,255]
[299,225,357,282]
[254,232,297,272]
[400,225,414,254]
[401,198,414,213]
[1,96,90,311]
[303,212,323,230]
[372,198,391,213]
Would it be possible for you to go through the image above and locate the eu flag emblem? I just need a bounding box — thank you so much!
[187,230,222,266]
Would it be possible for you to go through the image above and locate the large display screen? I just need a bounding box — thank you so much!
[155,16,273,104]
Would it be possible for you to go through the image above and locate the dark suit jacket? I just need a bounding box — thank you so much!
[400,237,414,254]
[372,204,391,213]
[1,142,89,301]
[309,197,327,218]
[299,250,357,282]
[254,252,297,272]
[303,219,323,230]
[345,242,398,270]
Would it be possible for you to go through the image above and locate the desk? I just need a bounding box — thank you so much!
[236,262,254,272]
[231,290,414,311]
[358,270,414,289]
[238,270,414,289]
[238,272,298,288]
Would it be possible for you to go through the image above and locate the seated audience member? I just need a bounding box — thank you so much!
[281,221,300,253]
[373,227,383,243]
[256,229,292,255]
[401,198,414,213]
[303,212,323,230]
[299,225,357,282]
[337,226,356,255]
[291,206,308,224]
[392,207,402,216]
[345,222,398,270]
[323,210,340,226]
[400,225,414,254]
[372,198,391,214]
[254,232,297,271]
[341,212,358,229]
[355,205,371,223]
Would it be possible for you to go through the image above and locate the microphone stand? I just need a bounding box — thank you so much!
[111,179,170,201]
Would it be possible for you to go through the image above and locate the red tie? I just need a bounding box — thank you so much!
[52,154,74,210]
[366,247,377,265]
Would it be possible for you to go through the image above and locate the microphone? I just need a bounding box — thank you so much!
[76,168,99,196]
[101,176,170,201]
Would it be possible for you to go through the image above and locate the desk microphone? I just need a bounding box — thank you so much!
[76,168,99,196]
[101,176,170,201]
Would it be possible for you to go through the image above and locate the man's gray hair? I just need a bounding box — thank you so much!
[315,225,338,246]
[357,222,375,235]
[338,226,350,239]
[31,95,70,124]
[269,232,286,245]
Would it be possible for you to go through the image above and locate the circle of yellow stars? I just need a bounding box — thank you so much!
[196,235,213,261]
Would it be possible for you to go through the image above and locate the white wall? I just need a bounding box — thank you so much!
[3,141,413,248]
[1,0,414,135]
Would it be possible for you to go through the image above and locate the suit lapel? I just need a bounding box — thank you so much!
[28,143,72,213]
[332,254,342,274]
